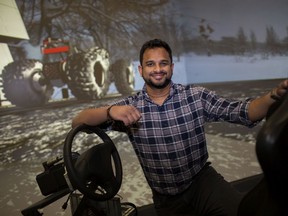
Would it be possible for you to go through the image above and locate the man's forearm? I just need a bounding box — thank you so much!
[248,80,288,122]
[248,93,275,122]
[72,106,109,128]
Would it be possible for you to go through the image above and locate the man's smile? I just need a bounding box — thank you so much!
[151,72,167,80]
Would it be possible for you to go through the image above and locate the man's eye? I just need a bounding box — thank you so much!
[146,62,154,67]
[160,62,168,66]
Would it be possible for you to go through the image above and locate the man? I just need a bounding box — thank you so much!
[72,39,288,216]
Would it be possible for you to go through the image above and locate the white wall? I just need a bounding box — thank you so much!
[0,0,29,40]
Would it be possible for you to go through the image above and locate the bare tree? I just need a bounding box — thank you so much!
[16,0,170,60]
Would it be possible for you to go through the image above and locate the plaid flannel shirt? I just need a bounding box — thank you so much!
[107,82,255,195]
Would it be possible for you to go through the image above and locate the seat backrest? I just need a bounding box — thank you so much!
[238,93,288,215]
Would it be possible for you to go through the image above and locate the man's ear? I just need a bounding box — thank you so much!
[138,65,143,77]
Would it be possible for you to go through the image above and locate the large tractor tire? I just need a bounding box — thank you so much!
[110,59,135,95]
[65,47,110,100]
[1,60,53,107]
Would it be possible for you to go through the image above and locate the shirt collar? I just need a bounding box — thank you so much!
[141,81,177,100]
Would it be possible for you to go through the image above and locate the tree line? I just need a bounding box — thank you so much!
[182,26,288,57]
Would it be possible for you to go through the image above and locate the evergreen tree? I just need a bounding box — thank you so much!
[249,30,257,53]
[265,26,280,55]
[237,27,248,54]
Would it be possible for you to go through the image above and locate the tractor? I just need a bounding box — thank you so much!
[1,37,135,107]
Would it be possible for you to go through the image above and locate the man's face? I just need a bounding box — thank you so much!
[138,47,174,89]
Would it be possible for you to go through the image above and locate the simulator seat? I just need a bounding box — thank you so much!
[238,93,288,216]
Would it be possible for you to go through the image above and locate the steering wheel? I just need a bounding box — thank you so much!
[63,124,122,201]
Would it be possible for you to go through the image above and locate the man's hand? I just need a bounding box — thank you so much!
[274,79,288,99]
[249,79,288,122]
[109,105,141,126]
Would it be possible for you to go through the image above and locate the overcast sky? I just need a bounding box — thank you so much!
[172,0,288,42]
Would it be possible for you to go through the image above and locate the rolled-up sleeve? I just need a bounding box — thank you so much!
[200,88,259,127]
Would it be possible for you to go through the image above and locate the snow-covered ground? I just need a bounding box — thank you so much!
[182,53,288,84]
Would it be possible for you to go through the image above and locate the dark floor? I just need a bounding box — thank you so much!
[138,174,264,216]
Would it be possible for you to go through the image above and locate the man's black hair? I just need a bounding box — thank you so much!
[139,39,173,66]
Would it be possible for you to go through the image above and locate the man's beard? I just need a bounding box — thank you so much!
[143,72,172,89]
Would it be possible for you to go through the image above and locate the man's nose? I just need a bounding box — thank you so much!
[153,63,162,71]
